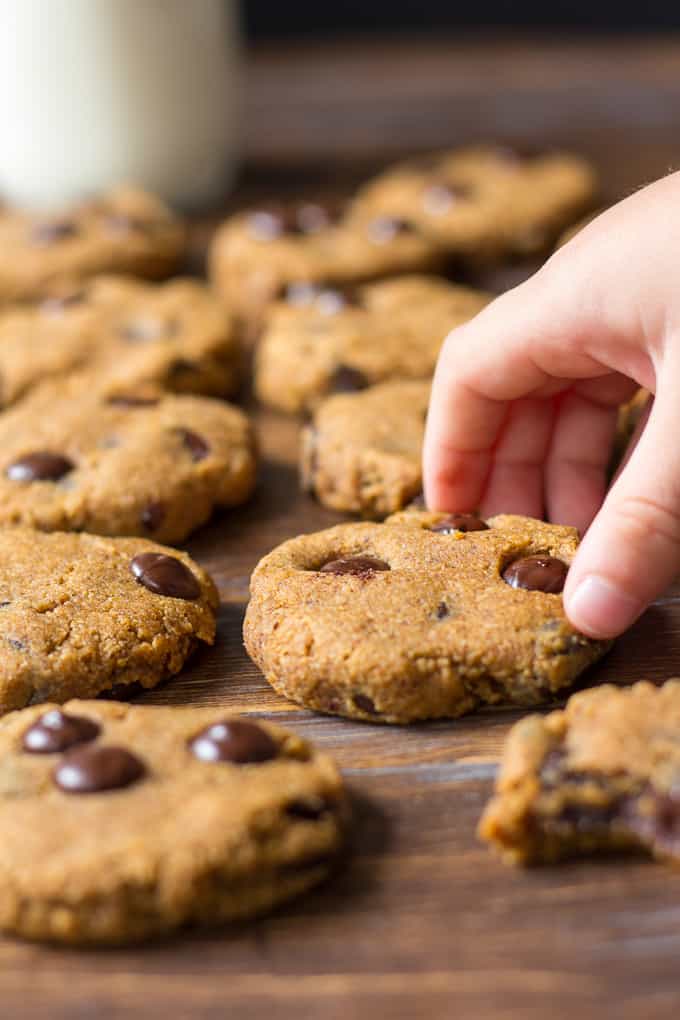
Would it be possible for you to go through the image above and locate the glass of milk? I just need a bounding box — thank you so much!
[0,0,241,209]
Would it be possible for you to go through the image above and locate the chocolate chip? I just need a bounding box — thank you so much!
[353,693,379,715]
[188,719,278,764]
[422,181,473,215]
[286,796,331,821]
[53,745,145,793]
[40,289,86,315]
[626,790,680,855]
[107,394,160,408]
[31,220,78,245]
[329,364,369,394]
[130,552,201,600]
[22,709,100,754]
[502,555,568,594]
[119,318,166,342]
[436,601,450,619]
[248,203,336,241]
[286,281,359,315]
[167,358,197,378]
[6,452,74,482]
[367,217,416,244]
[176,428,210,462]
[430,514,489,534]
[7,638,24,651]
[140,501,165,532]
[319,556,390,577]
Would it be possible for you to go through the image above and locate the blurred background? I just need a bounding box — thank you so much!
[245,2,680,36]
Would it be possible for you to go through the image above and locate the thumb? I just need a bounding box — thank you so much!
[564,378,680,638]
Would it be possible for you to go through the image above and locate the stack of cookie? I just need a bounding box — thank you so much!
[208,144,600,518]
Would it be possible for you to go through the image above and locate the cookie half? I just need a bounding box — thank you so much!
[479,680,680,866]
[0,187,184,302]
[0,375,256,541]
[0,275,242,408]
[255,275,489,414]
[353,145,597,263]
[0,700,346,943]
[0,529,217,712]
[243,513,611,723]
[301,380,428,517]
[208,201,443,333]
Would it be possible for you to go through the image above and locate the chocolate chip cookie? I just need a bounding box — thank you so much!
[479,680,680,866]
[208,201,443,334]
[255,275,489,415]
[0,275,242,408]
[243,512,611,723]
[0,700,346,943]
[0,530,217,713]
[0,375,256,542]
[301,380,429,517]
[0,187,184,302]
[353,145,597,263]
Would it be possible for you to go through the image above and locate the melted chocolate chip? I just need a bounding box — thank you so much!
[188,719,278,765]
[7,638,24,651]
[436,601,450,619]
[329,364,369,394]
[319,556,390,577]
[53,745,145,793]
[22,709,100,754]
[502,555,568,594]
[176,428,210,462]
[626,790,680,856]
[430,514,489,534]
[31,220,78,245]
[130,553,201,600]
[248,203,336,241]
[140,502,166,532]
[40,289,86,315]
[422,181,473,215]
[353,693,379,715]
[107,394,160,408]
[6,452,74,482]
[286,281,359,315]
[367,217,416,244]
[286,796,332,821]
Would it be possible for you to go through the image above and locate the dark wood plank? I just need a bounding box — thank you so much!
[6,34,680,1020]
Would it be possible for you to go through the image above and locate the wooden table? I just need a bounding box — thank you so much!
[8,35,680,1020]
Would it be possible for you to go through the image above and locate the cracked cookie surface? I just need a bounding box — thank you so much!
[243,512,611,723]
[300,379,428,517]
[0,375,256,541]
[0,700,346,944]
[0,187,184,302]
[255,275,489,414]
[0,529,217,712]
[480,680,680,866]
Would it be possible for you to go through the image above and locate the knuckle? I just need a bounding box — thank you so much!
[613,493,680,554]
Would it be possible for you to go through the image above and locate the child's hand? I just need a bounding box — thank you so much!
[423,171,680,640]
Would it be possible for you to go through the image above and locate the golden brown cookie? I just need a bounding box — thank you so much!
[255,275,489,415]
[243,512,611,724]
[0,275,241,407]
[301,380,428,517]
[208,201,443,333]
[0,700,346,944]
[479,680,680,867]
[0,375,256,542]
[0,530,217,713]
[353,145,598,263]
[0,186,184,302]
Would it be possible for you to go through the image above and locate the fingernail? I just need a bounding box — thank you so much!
[565,575,644,639]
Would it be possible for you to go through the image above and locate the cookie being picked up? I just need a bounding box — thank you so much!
[0,701,346,944]
[480,680,680,867]
[243,512,611,723]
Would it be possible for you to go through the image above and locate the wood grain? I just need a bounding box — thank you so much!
[6,35,680,1020]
